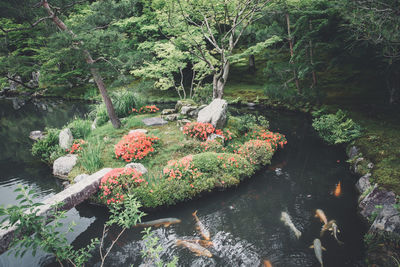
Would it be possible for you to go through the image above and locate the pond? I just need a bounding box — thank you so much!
[0,98,367,266]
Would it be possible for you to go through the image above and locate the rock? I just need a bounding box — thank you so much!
[188,109,200,117]
[352,157,364,174]
[53,154,78,178]
[207,133,224,142]
[29,130,45,141]
[370,205,400,234]
[181,106,195,115]
[59,128,73,149]
[247,103,256,107]
[142,117,168,126]
[8,75,22,91]
[91,118,97,130]
[74,174,89,183]
[164,114,179,121]
[175,99,197,112]
[367,162,374,169]
[347,146,359,159]
[197,99,228,129]
[359,186,396,219]
[12,98,25,110]
[161,109,175,115]
[177,119,191,126]
[129,129,148,134]
[356,173,372,194]
[125,163,148,174]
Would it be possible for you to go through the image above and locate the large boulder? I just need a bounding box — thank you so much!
[125,163,148,174]
[370,205,400,234]
[359,186,396,218]
[59,128,73,149]
[197,99,228,129]
[355,173,371,194]
[53,154,78,178]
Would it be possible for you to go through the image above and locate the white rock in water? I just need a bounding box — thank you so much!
[59,128,73,149]
[53,154,78,178]
[197,99,228,129]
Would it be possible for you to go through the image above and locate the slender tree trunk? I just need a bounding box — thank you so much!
[41,0,121,128]
[285,13,301,93]
[212,61,230,99]
[248,54,256,73]
[309,20,317,88]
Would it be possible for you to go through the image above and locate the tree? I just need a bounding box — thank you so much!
[154,0,274,99]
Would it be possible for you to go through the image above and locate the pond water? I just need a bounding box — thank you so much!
[0,99,367,266]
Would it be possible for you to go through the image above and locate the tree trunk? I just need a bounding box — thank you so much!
[248,54,256,73]
[285,13,301,93]
[212,61,230,99]
[309,20,317,88]
[41,0,121,128]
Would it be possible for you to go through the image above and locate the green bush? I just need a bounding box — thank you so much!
[227,114,269,135]
[111,91,140,118]
[237,139,274,167]
[79,141,104,173]
[31,128,64,164]
[312,109,362,145]
[67,118,92,139]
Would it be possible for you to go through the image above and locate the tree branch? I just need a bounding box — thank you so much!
[6,75,35,90]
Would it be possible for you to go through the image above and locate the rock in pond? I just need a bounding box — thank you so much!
[355,173,372,194]
[29,130,45,141]
[59,128,73,149]
[125,163,148,174]
[197,99,228,129]
[370,205,400,234]
[129,129,148,134]
[142,117,168,126]
[74,173,89,183]
[53,154,78,178]
[359,185,396,218]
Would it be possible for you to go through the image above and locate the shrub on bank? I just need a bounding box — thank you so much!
[67,118,92,139]
[79,141,104,173]
[114,132,159,162]
[237,139,274,166]
[31,128,65,164]
[247,128,287,151]
[312,109,362,144]
[130,105,159,114]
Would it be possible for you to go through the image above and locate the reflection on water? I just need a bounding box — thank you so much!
[0,103,367,267]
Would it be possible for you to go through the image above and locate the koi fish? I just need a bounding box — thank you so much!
[309,238,326,267]
[180,239,213,248]
[315,209,328,225]
[135,218,181,228]
[263,260,273,267]
[330,221,344,245]
[334,182,341,197]
[192,210,211,240]
[320,219,336,236]
[280,211,302,239]
[176,239,213,257]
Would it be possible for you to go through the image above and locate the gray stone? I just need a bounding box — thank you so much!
[356,173,372,194]
[29,130,45,141]
[247,102,256,107]
[59,128,73,149]
[175,100,197,112]
[142,117,168,126]
[53,154,78,178]
[197,99,228,129]
[359,186,396,218]
[177,119,191,126]
[181,106,195,115]
[347,146,359,159]
[367,162,374,169]
[74,173,89,183]
[165,114,179,121]
[129,129,148,134]
[207,133,224,142]
[0,168,112,254]
[125,163,148,174]
[352,157,364,174]
[161,109,176,115]
[91,118,97,130]
[370,205,400,234]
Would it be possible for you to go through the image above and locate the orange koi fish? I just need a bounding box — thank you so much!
[315,209,328,225]
[263,260,273,267]
[334,182,341,197]
[192,210,211,240]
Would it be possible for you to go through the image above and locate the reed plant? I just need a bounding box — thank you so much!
[79,140,104,173]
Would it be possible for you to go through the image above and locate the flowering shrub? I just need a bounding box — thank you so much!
[130,105,159,114]
[66,139,86,154]
[183,122,215,141]
[183,122,234,142]
[199,140,223,152]
[99,168,146,205]
[247,128,287,151]
[162,155,202,186]
[114,132,159,162]
[237,139,274,166]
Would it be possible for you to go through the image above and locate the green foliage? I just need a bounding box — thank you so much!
[227,114,269,135]
[111,90,141,118]
[67,118,92,139]
[0,186,99,265]
[31,128,64,164]
[79,140,104,174]
[141,228,178,267]
[312,109,362,144]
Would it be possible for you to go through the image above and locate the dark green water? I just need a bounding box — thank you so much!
[0,100,367,266]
